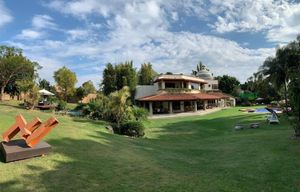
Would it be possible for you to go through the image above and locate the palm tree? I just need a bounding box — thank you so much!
[109,86,131,129]
[192,61,208,75]
[262,48,289,112]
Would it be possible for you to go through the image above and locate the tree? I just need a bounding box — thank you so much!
[261,47,290,112]
[109,86,132,128]
[102,61,137,98]
[25,85,40,110]
[138,63,157,85]
[82,80,96,94]
[192,61,208,75]
[115,61,137,92]
[54,66,77,101]
[215,75,240,94]
[39,79,51,90]
[76,80,96,100]
[0,46,39,100]
[102,63,116,95]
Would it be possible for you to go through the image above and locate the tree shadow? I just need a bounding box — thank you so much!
[0,112,294,192]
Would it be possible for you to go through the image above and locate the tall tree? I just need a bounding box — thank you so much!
[102,63,116,95]
[39,79,51,90]
[76,80,96,100]
[215,75,240,94]
[82,80,96,94]
[262,48,289,111]
[115,61,137,91]
[54,66,77,101]
[192,61,208,75]
[138,63,157,85]
[102,61,137,98]
[0,46,39,100]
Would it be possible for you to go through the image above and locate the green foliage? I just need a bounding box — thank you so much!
[0,45,40,100]
[56,100,67,111]
[54,66,77,102]
[138,63,157,85]
[76,80,96,100]
[108,86,132,126]
[132,107,148,121]
[24,85,40,109]
[16,79,35,93]
[102,63,117,95]
[215,75,240,94]
[119,121,145,137]
[39,79,51,90]
[192,61,208,75]
[82,94,110,120]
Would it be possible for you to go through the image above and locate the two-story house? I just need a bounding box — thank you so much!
[135,73,235,115]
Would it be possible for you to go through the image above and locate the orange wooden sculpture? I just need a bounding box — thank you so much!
[2,114,58,148]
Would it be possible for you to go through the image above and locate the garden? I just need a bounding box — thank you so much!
[1,101,300,192]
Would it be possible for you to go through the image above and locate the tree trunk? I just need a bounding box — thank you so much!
[0,86,5,101]
[284,80,289,115]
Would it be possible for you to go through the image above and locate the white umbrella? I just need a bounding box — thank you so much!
[39,89,55,96]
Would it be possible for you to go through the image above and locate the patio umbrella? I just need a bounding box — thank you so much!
[39,89,55,96]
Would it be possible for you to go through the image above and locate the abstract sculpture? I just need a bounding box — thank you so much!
[0,114,59,162]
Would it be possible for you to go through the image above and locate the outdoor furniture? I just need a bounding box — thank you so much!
[265,108,280,124]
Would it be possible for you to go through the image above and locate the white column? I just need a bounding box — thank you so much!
[149,102,153,115]
[204,100,208,110]
[169,101,173,114]
[180,101,184,112]
[194,101,197,112]
[161,81,165,89]
[187,82,191,89]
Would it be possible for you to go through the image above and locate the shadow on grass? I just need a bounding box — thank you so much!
[0,112,291,192]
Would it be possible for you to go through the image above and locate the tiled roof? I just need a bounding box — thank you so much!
[207,92,233,99]
[138,92,221,101]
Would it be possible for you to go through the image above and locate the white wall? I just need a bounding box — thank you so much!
[135,83,159,99]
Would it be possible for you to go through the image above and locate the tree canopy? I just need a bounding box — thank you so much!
[138,63,157,85]
[54,66,77,101]
[102,61,137,97]
[0,45,40,100]
[215,75,240,95]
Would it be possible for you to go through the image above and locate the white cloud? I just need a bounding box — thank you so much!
[13,0,282,85]
[16,29,44,39]
[0,0,12,27]
[15,15,57,40]
[32,15,57,29]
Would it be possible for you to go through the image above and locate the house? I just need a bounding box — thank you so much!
[135,71,235,115]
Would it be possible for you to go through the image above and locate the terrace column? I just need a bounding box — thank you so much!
[149,102,153,116]
[180,101,184,112]
[161,81,165,89]
[169,101,173,114]
[194,101,197,112]
[204,100,208,110]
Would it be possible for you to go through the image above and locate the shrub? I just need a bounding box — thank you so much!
[132,107,148,121]
[119,121,145,137]
[56,100,67,111]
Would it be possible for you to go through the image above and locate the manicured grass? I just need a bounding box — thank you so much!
[1,101,300,191]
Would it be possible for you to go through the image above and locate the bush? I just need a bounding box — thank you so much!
[132,107,148,121]
[119,121,145,137]
[56,100,67,111]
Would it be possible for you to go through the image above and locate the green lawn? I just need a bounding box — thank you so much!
[1,102,300,192]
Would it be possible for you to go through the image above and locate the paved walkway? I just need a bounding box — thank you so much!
[149,107,226,119]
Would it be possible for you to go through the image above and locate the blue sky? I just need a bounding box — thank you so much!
[1,0,300,86]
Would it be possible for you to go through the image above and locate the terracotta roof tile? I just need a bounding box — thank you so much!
[138,92,221,101]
